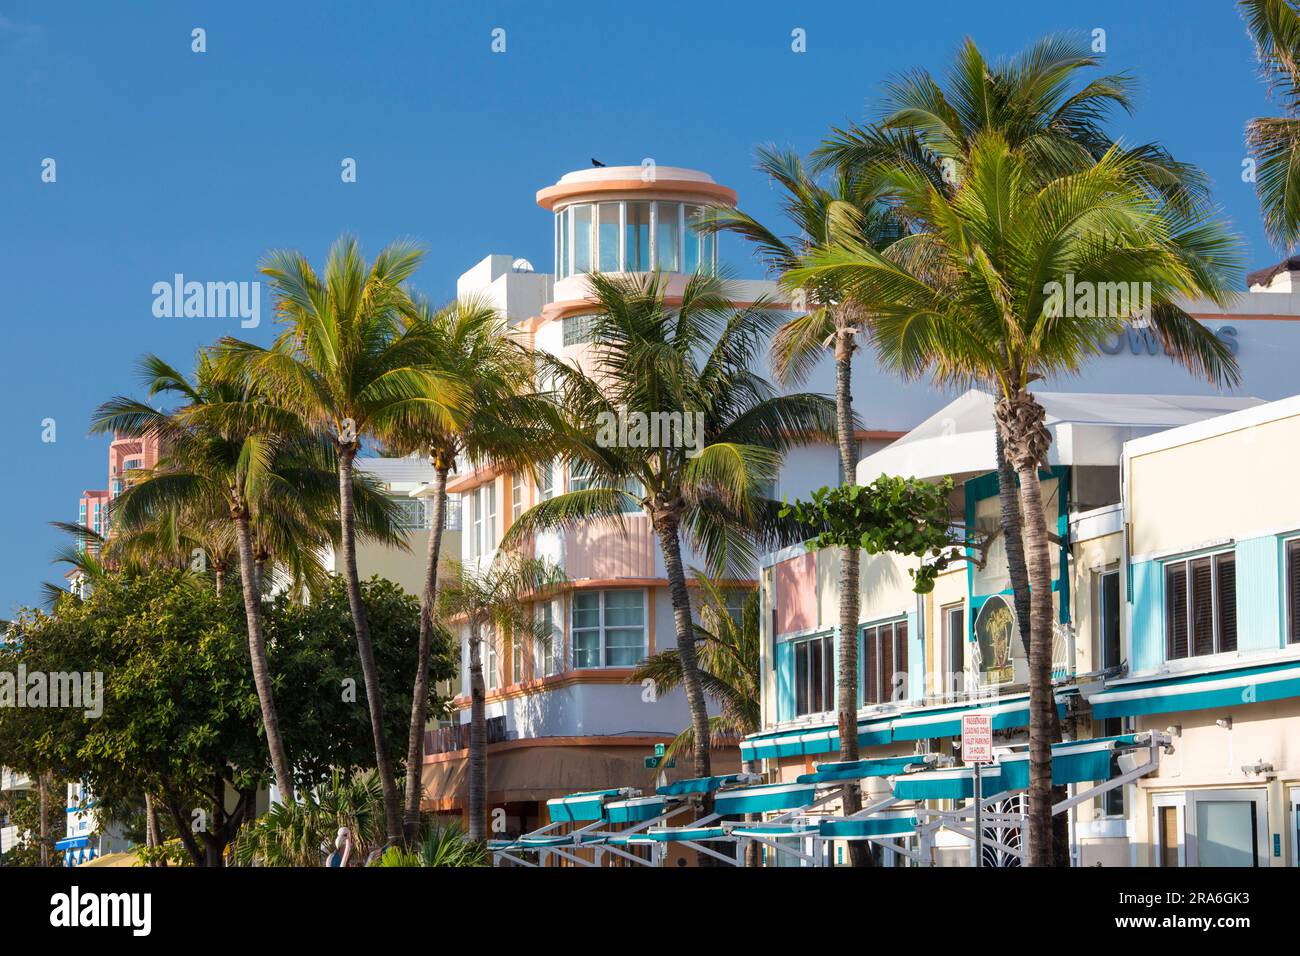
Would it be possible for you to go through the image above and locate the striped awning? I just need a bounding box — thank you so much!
[604,795,667,824]
[656,774,746,797]
[741,693,1068,762]
[714,782,817,815]
[628,826,729,844]
[891,765,1005,801]
[546,788,625,823]
[818,813,918,840]
[797,754,933,784]
[998,735,1139,790]
[1089,659,1300,719]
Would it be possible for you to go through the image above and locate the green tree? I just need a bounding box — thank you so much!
[439,555,567,842]
[503,272,835,785]
[383,296,554,842]
[1241,0,1300,247]
[788,133,1240,865]
[702,147,899,864]
[220,236,461,845]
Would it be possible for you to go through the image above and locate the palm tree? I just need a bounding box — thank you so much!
[818,33,1218,655]
[91,351,403,803]
[503,271,835,784]
[439,555,567,842]
[1241,0,1300,247]
[628,573,759,758]
[218,235,462,846]
[702,146,896,864]
[788,133,1241,865]
[383,296,553,843]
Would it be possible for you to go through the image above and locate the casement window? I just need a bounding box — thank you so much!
[539,460,555,501]
[484,628,499,691]
[1164,552,1236,660]
[793,632,835,717]
[568,459,592,493]
[511,472,523,522]
[471,483,497,557]
[535,601,560,677]
[862,619,909,705]
[572,590,646,668]
[510,630,524,684]
[942,603,965,694]
[1287,538,1300,645]
[1097,568,1122,671]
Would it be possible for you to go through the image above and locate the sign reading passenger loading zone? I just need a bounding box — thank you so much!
[961,713,993,764]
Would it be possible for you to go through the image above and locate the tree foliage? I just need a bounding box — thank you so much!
[781,476,961,593]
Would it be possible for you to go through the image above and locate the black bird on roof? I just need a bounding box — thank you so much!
[591,158,607,167]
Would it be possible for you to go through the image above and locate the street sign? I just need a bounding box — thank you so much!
[654,743,665,757]
[961,713,993,764]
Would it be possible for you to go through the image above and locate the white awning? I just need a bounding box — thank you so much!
[856,389,1263,484]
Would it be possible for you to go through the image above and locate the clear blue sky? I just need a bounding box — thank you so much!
[0,0,1281,613]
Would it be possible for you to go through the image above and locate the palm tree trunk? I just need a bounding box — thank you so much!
[233,509,295,802]
[403,462,450,843]
[832,326,871,868]
[467,619,488,843]
[995,392,1055,866]
[337,447,403,846]
[994,429,1031,643]
[145,793,160,866]
[38,772,49,867]
[652,512,712,782]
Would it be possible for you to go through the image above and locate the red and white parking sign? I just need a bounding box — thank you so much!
[961,713,993,763]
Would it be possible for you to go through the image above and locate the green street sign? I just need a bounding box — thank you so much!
[654,743,665,757]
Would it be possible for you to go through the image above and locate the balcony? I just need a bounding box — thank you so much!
[423,715,508,755]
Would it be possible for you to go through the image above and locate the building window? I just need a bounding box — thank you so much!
[1098,568,1121,671]
[539,460,555,501]
[1188,789,1267,867]
[568,459,592,493]
[942,603,964,695]
[625,201,651,271]
[1287,538,1300,644]
[597,202,620,272]
[389,496,428,530]
[654,201,680,272]
[571,589,646,668]
[794,632,834,716]
[572,204,593,274]
[536,601,560,676]
[511,473,523,522]
[1165,552,1236,660]
[862,618,909,705]
[472,483,496,557]
[511,632,523,685]
[484,628,499,691]
[1100,716,1130,817]
[562,314,596,346]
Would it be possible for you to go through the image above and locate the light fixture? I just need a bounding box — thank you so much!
[1166,724,1181,737]
[1241,761,1274,776]
[1216,717,1233,730]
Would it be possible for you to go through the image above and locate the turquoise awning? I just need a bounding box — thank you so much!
[741,693,1069,762]
[891,765,1004,801]
[818,813,918,840]
[714,782,816,815]
[797,754,931,784]
[628,826,729,843]
[998,735,1139,790]
[604,795,666,824]
[546,788,623,822]
[1089,659,1300,719]
[728,823,818,838]
[656,774,745,796]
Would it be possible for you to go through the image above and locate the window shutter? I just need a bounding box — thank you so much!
[1290,541,1300,644]
[1216,553,1237,653]
[880,625,893,704]
[1190,557,1214,657]
[895,619,909,700]
[1165,562,1188,659]
[862,627,877,705]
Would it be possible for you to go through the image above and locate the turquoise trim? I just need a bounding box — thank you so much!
[605,796,666,824]
[997,735,1139,789]
[546,788,621,823]
[775,641,795,723]
[1129,560,1163,673]
[1236,536,1282,652]
[631,826,728,843]
[906,610,923,701]
[1090,658,1300,719]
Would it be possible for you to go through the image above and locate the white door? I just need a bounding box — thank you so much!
[1185,788,1269,867]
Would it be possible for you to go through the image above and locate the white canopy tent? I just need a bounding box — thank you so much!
[856,389,1263,485]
